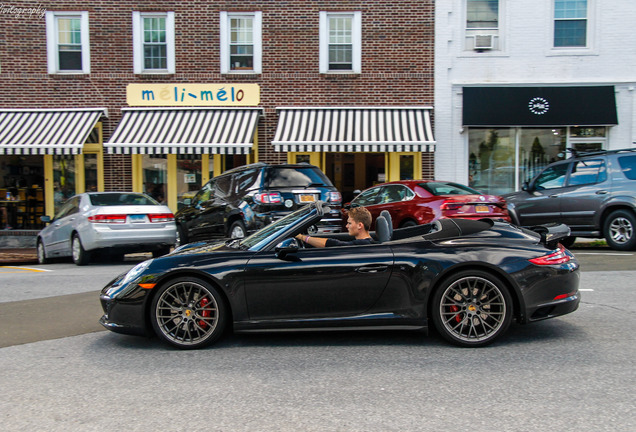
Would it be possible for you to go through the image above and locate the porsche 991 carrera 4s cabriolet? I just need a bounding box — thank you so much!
[100,201,580,349]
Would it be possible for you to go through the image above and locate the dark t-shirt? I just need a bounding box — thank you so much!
[325,237,373,247]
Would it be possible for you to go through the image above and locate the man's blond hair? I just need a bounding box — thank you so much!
[348,206,372,231]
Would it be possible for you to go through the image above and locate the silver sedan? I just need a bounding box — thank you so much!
[37,192,176,265]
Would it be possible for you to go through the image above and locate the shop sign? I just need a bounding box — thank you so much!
[126,83,260,107]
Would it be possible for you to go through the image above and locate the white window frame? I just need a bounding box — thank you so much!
[46,11,90,74]
[132,11,175,74]
[463,0,503,52]
[550,0,595,54]
[319,11,362,74]
[220,12,262,74]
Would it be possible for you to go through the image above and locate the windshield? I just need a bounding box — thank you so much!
[89,193,159,206]
[267,167,333,188]
[240,204,316,251]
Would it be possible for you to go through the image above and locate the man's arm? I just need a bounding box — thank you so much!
[295,234,328,248]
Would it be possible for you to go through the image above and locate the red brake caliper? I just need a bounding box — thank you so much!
[198,297,210,328]
[450,305,461,323]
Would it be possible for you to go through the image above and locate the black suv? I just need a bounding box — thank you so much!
[175,163,342,244]
[503,148,636,250]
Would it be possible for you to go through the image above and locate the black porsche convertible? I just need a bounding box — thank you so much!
[100,201,580,349]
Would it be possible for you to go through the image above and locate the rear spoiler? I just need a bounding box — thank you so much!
[530,223,571,249]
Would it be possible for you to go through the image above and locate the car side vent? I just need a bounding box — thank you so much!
[474,34,493,50]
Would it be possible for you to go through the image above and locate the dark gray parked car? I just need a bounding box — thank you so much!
[503,148,636,251]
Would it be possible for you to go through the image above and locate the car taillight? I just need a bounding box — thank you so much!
[328,191,342,203]
[440,200,463,211]
[148,213,175,223]
[254,192,283,204]
[529,245,571,265]
[88,214,127,224]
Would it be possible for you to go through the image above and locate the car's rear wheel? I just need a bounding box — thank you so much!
[400,219,417,228]
[71,233,90,266]
[228,220,247,239]
[604,210,636,251]
[36,239,48,264]
[150,277,227,349]
[152,246,171,258]
[432,270,512,347]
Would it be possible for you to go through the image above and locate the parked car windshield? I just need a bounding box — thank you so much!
[267,167,334,188]
[89,193,159,206]
[420,182,482,196]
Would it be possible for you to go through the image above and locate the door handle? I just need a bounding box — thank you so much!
[356,264,389,273]
[595,190,609,195]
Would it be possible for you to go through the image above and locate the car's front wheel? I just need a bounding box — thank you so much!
[431,270,513,347]
[604,210,636,251]
[228,220,247,239]
[71,233,90,266]
[36,239,48,264]
[150,277,227,349]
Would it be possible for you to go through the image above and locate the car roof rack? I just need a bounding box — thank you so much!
[566,147,636,158]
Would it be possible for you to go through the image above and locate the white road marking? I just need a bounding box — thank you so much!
[579,289,594,292]
[575,252,633,256]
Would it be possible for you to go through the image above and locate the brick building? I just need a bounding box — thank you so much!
[0,0,435,224]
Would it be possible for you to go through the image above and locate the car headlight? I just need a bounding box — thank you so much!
[118,259,154,287]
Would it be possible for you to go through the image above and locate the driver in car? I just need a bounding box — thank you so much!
[295,206,373,247]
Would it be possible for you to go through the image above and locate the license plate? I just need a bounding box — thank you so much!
[129,214,146,223]
[474,205,489,213]
[299,194,315,202]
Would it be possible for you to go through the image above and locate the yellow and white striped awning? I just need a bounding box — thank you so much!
[105,107,263,155]
[272,107,435,152]
[0,108,107,155]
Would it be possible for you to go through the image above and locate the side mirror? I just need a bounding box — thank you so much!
[275,238,299,259]
[40,215,51,224]
[521,182,530,192]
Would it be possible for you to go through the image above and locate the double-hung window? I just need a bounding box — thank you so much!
[319,11,361,73]
[46,11,90,74]
[554,0,588,47]
[465,0,499,50]
[132,11,175,74]
[220,12,262,74]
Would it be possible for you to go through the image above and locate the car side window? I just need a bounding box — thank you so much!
[534,163,569,190]
[352,187,380,206]
[194,181,214,205]
[215,175,232,198]
[618,155,636,180]
[378,185,410,203]
[568,159,606,186]
[233,169,260,196]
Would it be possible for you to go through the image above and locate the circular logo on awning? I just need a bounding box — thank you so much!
[528,97,550,115]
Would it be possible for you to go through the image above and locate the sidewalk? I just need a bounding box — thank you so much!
[0,248,38,265]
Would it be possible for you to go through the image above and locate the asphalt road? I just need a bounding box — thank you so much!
[0,248,634,431]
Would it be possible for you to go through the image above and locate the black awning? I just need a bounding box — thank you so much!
[463,86,618,127]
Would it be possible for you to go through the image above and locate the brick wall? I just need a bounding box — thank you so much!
[1,0,435,188]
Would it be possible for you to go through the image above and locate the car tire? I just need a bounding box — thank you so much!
[150,277,227,350]
[400,220,418,228]
[152,246,171,258]
[431,270,513,347]
[560,236,576,249]
[175,224,188,248]
[604,210,636,251]
[36,239,49,264]
[71,233,90,266]
[228,220,247,239]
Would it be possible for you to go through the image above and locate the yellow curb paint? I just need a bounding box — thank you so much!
[0,266,52,272]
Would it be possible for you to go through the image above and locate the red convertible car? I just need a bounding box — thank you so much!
[346,180,511,229]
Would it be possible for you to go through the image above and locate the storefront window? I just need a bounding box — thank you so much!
[518,128,566,185]
[142,155,167,204]
[399,155,414,180]
[53,156,76,211]
[468,128,515,195]
[84,153,98,192]
[177,156,202,209]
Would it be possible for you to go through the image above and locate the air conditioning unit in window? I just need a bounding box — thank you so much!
[474,34,494,50]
